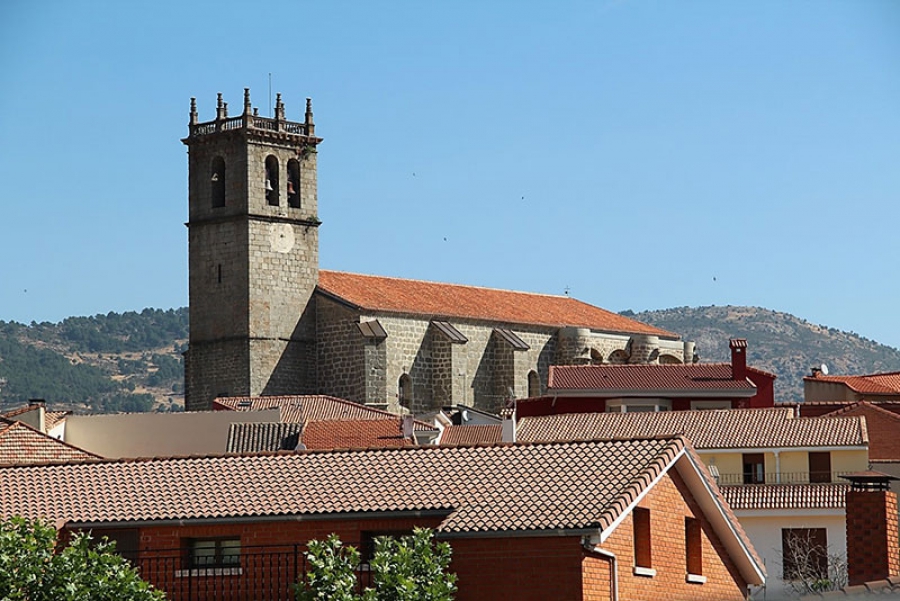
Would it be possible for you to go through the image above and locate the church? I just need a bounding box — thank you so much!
[183,90,688,414]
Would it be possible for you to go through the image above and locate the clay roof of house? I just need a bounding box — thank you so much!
[720,483,849,511]
[804,372,900,395]
[0,419,99,466]
[0,437,683,535]
[517,408,868,449]
[547,363,773,394]
[301,419,415,450]
[214,395,433,431]
[440,425,503,445]
[227,422,304,453]
[44,412,69,430]
[316,270,676,337]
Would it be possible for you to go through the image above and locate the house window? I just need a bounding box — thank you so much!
[211,157,226,208]
[685,517,702,576]
[189,538,240,568]
[808,452,832,483]
[265,155,279,206]
[633,507,653,575]
[607,399,671,413]
[782,528,827,580]
[742,453,765,484]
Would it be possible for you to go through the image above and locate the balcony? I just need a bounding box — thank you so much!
[129,544,371,601]
[715,471,850,486]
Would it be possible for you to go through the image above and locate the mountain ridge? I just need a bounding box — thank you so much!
[624,305,900,404]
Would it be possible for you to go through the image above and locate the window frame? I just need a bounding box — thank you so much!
[187,537,241,569]
[632,507,654,576]
[742,453,765,484]
[781,527,828,581]
[685,517,703,578]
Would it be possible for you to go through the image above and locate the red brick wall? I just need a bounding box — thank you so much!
[846,490,900,585]
[450,535,585,601]
[582,553,612,601]
[598,470,749,601]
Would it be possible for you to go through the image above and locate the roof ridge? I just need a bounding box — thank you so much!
[0,436,684,470]
[320,269,574,300]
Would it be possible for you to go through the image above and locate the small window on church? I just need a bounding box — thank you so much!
[265,155,279,206]
[527,370,540,398]
[287,159,301,208]
[211,157,226,208]
[399,374,412,408]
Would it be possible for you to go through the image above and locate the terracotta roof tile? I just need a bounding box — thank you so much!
[517,408,868,449]
[720,483,849,511]
[0,420,99,466]
[440,425,503,445]
[317,270,676,337]
[214,395,433,430]
[548,363,762,393]
[44,412,69,431]
[227,423,304,453]
[803,372,900,395]
[301,420,414,450]
[0,438,686,534]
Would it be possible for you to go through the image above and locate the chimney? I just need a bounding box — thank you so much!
[843,472,900,586]
[401,415,415,440]
[501,403,516,443]
[729,339,747,381]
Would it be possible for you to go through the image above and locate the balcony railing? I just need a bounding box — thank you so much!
[715,471,850,486]
[188,115,309,138]
[130,544,371,601]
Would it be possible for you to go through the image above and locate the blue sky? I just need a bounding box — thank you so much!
[1,1,899,350]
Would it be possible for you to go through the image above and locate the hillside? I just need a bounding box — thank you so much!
[624,305,900,404]
[3,305,899,412]
[0,308,188,414]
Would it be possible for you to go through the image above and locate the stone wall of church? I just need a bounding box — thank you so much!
[313,299,686,415]
[315,297,367,404]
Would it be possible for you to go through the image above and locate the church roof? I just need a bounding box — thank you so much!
[316,270,676,337]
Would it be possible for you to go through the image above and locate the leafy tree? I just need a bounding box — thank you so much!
[363,528,457,601]
[0,516,165,601]
[296,529,456,601]
[297,534,362,601]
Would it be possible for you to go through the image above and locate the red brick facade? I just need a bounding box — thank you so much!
[82,469,752,601]
[846,490,900,586]
[599,470,749,601]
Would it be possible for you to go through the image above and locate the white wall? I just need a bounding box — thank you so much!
[737,512,845,600]
[64,409,281,458]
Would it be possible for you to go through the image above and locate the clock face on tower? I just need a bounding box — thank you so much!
[270,222,295,253]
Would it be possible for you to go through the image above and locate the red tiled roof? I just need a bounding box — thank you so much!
[548,363,766,393]
[301,419,414,450]
[0,437,685,535]
[720,484,849,511]
[803,372,900,395]
[0,420,99,466]
[517,408,868,449]
[440,425,503,446]
[316,271,676,337]
[214,395,433,430]
[44,412,69,431]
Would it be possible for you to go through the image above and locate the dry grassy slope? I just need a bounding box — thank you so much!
[626,305,900,404]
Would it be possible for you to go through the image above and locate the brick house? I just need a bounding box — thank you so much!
[516,339,775,418]
[516,407,869,592]
[181,90,690,416]
[0,437,763,600]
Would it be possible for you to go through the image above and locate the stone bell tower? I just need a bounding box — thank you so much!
[182,89,322,411]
